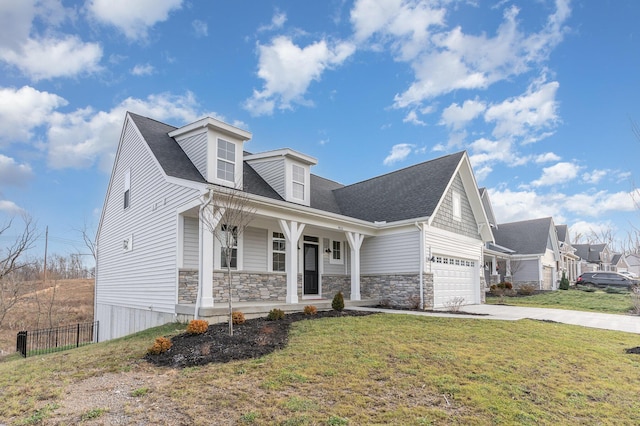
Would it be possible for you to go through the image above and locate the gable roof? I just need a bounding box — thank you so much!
[332,152,465,222]
[555,224,569,243]
[127,113,487,230]
[573,243,607,263]
[493,217,556,255]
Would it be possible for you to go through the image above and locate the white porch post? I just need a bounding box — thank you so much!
[279,219,305,304]
[198,205,223,313]
[346,231,364,301]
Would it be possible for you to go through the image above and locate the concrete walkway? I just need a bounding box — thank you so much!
[349,304,640,334]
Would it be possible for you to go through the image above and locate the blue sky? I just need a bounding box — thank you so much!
[1,0,640,265]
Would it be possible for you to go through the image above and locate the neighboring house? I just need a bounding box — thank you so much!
[573,243,611,272]
[95,112,494,341]
[484,217,561,290]
[610,253,630,273]
[555,224,580,283]
[625,253,640,276]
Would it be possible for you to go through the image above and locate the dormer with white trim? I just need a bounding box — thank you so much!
[245,149,317,206]
[168,117,252,189]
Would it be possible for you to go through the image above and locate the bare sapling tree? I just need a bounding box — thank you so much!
[0,214,38,328]
[201,186,256,336]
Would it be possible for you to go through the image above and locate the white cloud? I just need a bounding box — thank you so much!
[531,161,580,187]
[582,169,608,184]
[0,0,102,82]
[485,79,560,140]
[46,91,208,171]
[0,86,67,145]
[383,143,414,165]
[245,36,355,115]
[0,200,24,215]
[192,19,208,37]
[0,155,33,186]
[535,152,561,163]
[488,188,566,224]
[131,63,155,76]
[569,220,615,243]
[403,110,426,126]
[564,191,636,216]
[440,99,486,130]
[87,0,183,40]
[258,12,287,32]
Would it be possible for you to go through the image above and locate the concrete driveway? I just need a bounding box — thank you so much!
[350,304,640,334]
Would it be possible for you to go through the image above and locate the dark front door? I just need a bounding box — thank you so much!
[304,244,319,295]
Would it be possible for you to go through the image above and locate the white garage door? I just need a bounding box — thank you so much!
[432,256,478,308]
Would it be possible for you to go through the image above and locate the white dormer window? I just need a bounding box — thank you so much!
[292,164,305,200]
[217,138,235,182]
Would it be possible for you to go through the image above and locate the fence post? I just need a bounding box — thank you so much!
[16,331,27,357]
[76,323,81,348]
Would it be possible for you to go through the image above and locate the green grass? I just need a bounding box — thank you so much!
[486,287,636,314]
[2,315,640,424]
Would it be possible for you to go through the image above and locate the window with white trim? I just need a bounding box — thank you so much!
[330,240,343,264]
[292,164,305,200]
[217,138,235,182]
[220,224,237,269]
[272,232,286,272]
[124,169,131,209]
[452,191,461,221]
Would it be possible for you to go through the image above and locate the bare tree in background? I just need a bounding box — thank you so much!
[201,187,256,336]
[0,214,38,328]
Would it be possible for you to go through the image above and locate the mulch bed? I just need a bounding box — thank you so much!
[145,310,375,368]
[625,347,640,354]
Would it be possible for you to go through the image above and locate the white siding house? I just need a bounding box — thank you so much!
[95,112,494,340]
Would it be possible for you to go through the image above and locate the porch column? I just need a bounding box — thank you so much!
[279,220,305,304]
[198,206,223,311]
[346,231,364,301]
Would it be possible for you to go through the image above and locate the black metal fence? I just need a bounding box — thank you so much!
[16,321,99,357]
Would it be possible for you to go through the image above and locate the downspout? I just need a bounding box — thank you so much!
[195,189,214,320]
[414,222,424,310]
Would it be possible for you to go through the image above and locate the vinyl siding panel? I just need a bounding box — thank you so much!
[512,259,540,282]
[249,159,285,198]
[244,226,267,271]
[425,227,483,262]
[177,132,208,180]
[361,231,420,274]
[183,216,199,269]
[96,117,201,323]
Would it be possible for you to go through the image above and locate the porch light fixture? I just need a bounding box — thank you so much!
[325,248,332,254]
[429,256,435,262]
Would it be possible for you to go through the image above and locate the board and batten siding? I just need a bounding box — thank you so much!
[248,159,285,199]
[177,132,208,180]
[96,117,201,340]
[244,226,268,271]
[360,231,420,274]
[183,216,199,269]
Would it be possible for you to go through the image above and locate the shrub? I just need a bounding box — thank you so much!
[186,319,209,335]
[332,291,345,311]
[147,336,172,355]
[605,286,626,294]
[267,308,285,321]
[443,297,465,312]
[559,271,570,290]
[232,311,246,324]
[517,284,537,296]
[303,305,318,315]
[498,281,513,290]
[378,299,392,308]
[407,294,421,310]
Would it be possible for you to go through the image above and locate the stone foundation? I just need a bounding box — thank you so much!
[361,273,434,309]
[321,275,351,299]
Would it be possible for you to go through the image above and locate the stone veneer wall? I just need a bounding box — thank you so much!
[321,275,351,300]
[178,269,288,304]
[360,273,434,309]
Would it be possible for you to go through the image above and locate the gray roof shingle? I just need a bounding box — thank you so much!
[493,217,554,255]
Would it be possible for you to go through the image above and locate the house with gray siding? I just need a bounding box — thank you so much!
[95,112,494,341]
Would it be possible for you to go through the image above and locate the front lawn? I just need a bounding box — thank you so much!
[2,314,640,424]
[486,287,637,314]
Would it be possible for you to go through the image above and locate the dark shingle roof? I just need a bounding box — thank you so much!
[129,113,206,183]
[573,243,607,262]
[555,224,568,243]
[493,217,554,255]
[332,152,464,222]
[129,113,465,222]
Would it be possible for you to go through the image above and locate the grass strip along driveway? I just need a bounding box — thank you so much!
[2,312,640,425]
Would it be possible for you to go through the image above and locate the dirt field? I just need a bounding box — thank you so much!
[0,279,94,356]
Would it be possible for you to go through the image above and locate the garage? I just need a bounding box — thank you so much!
[432,255,479,308]
[542,266,554,290]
